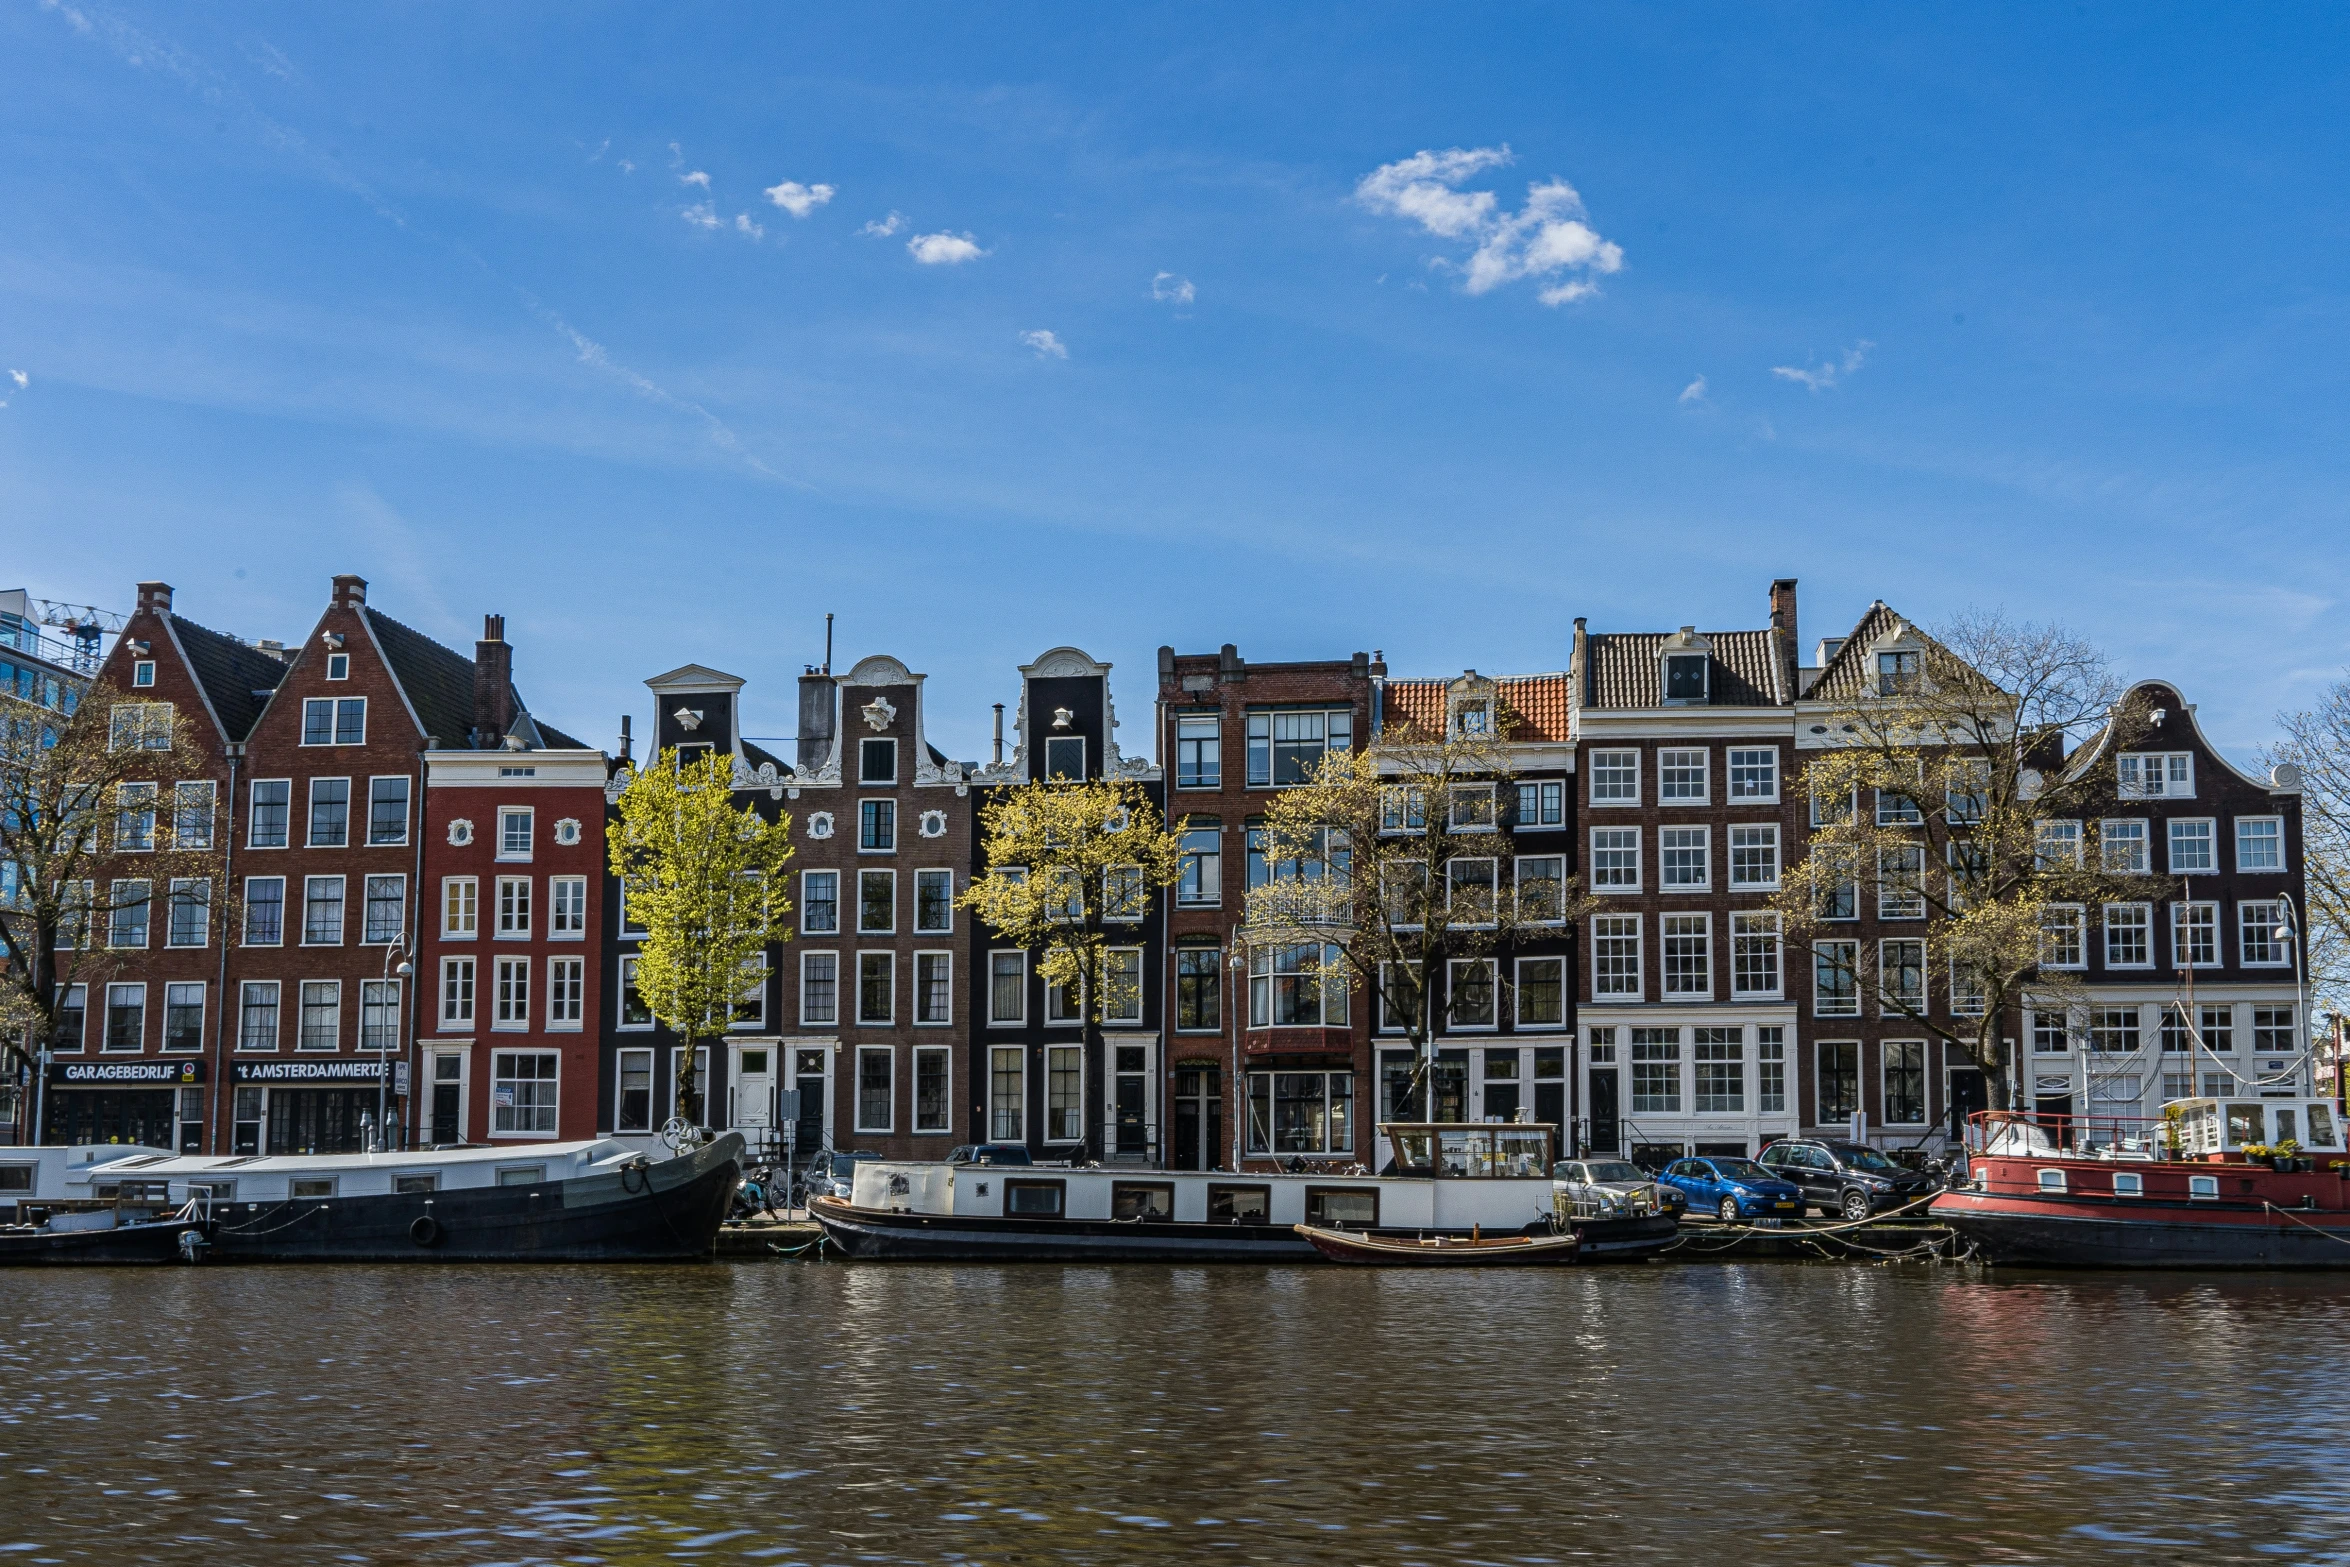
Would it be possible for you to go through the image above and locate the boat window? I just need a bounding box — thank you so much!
[2188,1174,2219,1200]
[2112,1173,2143,1197]
[2307,1104,2338,1148]
[2036,1169,2066,1192]
[2225,1104,2263,1145]
[1004,1179,1064,1218]
[2272,1108,2299,1147]
[0,1165,31,1193]
[291,1178,335,1199]
[1305,1186,1379,1227]
[1207,1183,1270,1222]
[1112,1182,1174,1221]
[392,1173,437,1194]
[496,1166,544,1188]
[1388,1129,1435,1173]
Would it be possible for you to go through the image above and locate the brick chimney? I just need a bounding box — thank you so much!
[331,574,368,609]
[136,581,173,614]
[474,613,515,743]
[1769,578,1799,693]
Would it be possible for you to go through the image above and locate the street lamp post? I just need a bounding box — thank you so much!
[2276,895,2309,1096]
[377,936,413,1152]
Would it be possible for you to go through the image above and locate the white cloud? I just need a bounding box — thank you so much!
[907,231,985,265]
[8,370,25,389]
[1356,145,1623,306]
[734,212,764,240]
[680,201,719,230]
[1151,271,1196,305]
[618,158,635,174]
[1020,329,1068,360]
[860,211,906,237]
[1771,340,1874,392]
[679,169,711,189]
[1679,375,1707,405]
[763,179,835,218]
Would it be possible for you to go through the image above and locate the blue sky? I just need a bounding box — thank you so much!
[4,4,2346,765]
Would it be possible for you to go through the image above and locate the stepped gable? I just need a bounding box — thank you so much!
[168,613,287,741]
[1582,629,1786,708]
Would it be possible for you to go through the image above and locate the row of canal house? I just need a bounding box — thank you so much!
[29,573,2311,1173]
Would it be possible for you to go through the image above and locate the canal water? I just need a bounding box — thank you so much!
[6,1263,2349,1564]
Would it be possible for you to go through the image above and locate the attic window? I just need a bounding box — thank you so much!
[1664,655,1708,703]
[326,653,350,681]
[1045,735,1086,782]
[1455,701,1489,736]
[133,661,156,688]
[860,738,898,784]
[1878,651,1921,694]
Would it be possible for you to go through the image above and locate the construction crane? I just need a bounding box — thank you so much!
[2,594,127,676]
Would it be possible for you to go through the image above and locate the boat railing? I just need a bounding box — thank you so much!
[1964,1101,2346,1162]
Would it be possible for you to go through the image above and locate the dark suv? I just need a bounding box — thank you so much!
[1757,1139,1938,1221]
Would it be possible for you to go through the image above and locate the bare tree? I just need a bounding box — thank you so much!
[2269,677,2350,1018]
[0,687,229,1133]
[1246,711,1598,1122]
[1773,612,2164,1111]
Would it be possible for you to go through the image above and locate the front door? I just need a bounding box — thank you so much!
[1587,1069,1621,1153]
[1947,1068,1988,1141]
[1533,1045,1567,1130]
[790,1048,828,1157]
[732,1046,775,1144]
[429,1052,465,1146]
[1481,1048,1522,1123]
[1110,1042,1152,1159]
[1171,1064,1222,1171]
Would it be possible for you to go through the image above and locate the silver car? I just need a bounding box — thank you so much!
[1552,1158,1688,1220]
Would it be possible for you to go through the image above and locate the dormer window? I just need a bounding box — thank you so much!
[1877,651,1921,695]
[2117,752,2193,799]
[860,738,898,785]
[1045,735,1086,782]
[1455,701,1489,736]
[1664,655,1708,703]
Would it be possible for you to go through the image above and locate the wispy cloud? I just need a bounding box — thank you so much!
[733,212,763,240]
[907,231,985,265]
[8,370,26,389]
[1356,144,1623,306]
[1020,329,1068,360]
[680,201,719,230]
[860,211,906,237]
[762,179,835,218]
[1772,340,1874,392]
[1151,271,1196,306]
[679,169,711,190]
[1679,375,1707,405]
[617,158,635,174]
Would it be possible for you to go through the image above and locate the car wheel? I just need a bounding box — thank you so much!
[1840,1189,1872,1223]
[1717,1197,1740,1223]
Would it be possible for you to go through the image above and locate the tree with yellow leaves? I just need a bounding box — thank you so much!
[607,748,796,1131]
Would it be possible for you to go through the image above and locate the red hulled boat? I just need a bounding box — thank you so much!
[1933,1099,2350,1268]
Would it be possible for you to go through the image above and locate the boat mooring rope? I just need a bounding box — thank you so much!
[2262,1201,2350,1248]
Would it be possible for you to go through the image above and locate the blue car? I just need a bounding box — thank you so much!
[1659,1157,1807,1223]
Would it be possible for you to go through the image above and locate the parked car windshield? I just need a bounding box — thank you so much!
[1829,1144,1901,1173]
[1581,1161,1645,1183]
[1708,1159,1775,1182]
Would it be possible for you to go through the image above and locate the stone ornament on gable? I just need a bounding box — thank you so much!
[729,756,790,800]
[807,811,835,840]
[861,696,897,732]
[447,817,474,846]
[554,817,582,846]
[603,765,633,804]
[673,707,704,732]
[918,809,948,839]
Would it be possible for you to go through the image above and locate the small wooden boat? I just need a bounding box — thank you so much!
[0,1210,208,1266]
[1293,1222,1580,1266]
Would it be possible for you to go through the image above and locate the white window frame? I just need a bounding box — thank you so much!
[2116,751,2194,799]
[1726,747,1778,802]
[989,1045,1026,1142]
[360,873,405,946]
[306,776,352,849]
[1881,1040,1929,1125]
[492,956,531,1031]
[1814,940,1860,1017]
[1728,823,1779,889]
[617,954,652,1031]
[440,957,475,1029]
[2098,818,2149,875]
[1103,946,1144,1024]
[2171,901,2219,969]
[1044,1043,1084,1143]
[496,875,532,940]
[2040,905,2087,969]
[547,955,585,1031]
[2102,902,2153,970]
[913,1045,953,1134]
[856,951,894,1026]
[490,1049,561,1139]
[241,874,286,947]
[915,950,954,1026]
[857,868,897,935]
[1446,958,1498,1030]
[1878,938,1927,1015]
[497,806,534,862]
[297,979,341,1051]
[988,950,1028,1025]
[1658,825,1710,892]
[442,876,478,938]
[855,1045,895,1133]
[1514,855,1567,923]
[1446,856,1498,926]
[1512,956,1566,1030]
[1448,782,1498,833]
[1589,826,1640,891]
[1729,911,1782,999]
[1591,914,1642,998]
[366,774,411,847]
[1588,749,1639,806]
[247,778,292,849]
[800,869,839,935]
[549,875,588,939]
[1656,747,1709,805]
[2238,901,2289,966]
[1660,913,1711,999]
[301,874,346,947]
[914,868,955,934]
[2167,817,2216,875]
[798,950,840,1027]
[2234,816,2284,873]
[234,980,276,1052]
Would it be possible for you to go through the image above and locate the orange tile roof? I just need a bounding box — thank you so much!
[1380,674,1571,743]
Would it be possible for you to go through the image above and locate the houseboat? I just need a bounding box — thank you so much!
[0,1133,743,1264]
[1933,1100,2350,1268]
[810,1122,1667,1263]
